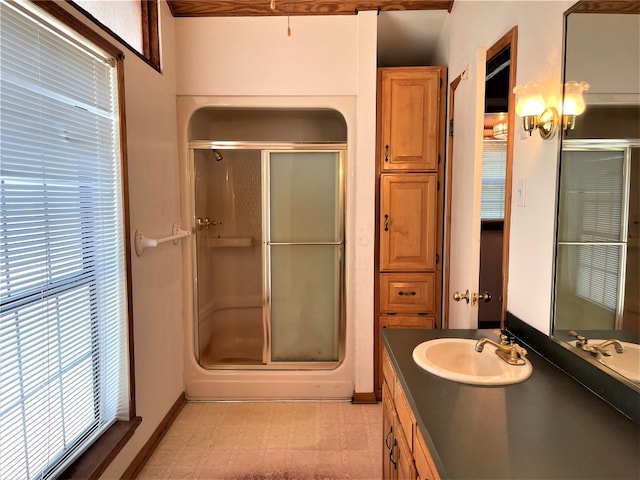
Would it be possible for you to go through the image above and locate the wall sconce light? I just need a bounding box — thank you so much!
[561,81,590,130]
[513,81,589,140]
[513,83,559,139]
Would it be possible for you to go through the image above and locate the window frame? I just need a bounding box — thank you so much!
[5,1,140,478]
[67,0,161,71]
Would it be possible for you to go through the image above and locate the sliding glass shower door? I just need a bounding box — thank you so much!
[268,151,343,363]
[193,144,345,368]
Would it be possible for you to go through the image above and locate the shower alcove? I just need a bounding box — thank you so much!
[188,108,348,377]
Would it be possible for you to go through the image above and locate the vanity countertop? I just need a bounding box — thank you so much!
[382,328,640,479]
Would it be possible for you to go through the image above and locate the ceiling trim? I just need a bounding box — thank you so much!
[167,1,454,17]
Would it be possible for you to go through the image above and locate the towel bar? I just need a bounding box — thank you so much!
[135,223,190,256]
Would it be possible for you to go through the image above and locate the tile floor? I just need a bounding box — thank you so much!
[137,401,383,480]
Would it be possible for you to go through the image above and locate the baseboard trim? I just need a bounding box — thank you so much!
[121,392,187,479]
[351,392,378,404]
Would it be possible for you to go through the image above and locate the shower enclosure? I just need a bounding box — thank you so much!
[192,143,346,369]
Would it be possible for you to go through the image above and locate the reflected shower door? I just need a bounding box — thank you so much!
[268,151,343,363]
[194,149,264,366]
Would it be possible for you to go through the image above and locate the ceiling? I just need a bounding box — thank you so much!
[166,1,454,17]
[166,1,454,66]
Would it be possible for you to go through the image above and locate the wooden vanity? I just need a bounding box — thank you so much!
[382,347,440,480]
[381,328,640,479]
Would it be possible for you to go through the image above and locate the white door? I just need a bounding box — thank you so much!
[446,57,486,329]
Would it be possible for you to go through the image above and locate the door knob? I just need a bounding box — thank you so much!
[453,289,470,304]
[473,291,492,303]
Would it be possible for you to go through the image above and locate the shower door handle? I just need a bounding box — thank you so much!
[197,217,211,230]
[197,217,222,230]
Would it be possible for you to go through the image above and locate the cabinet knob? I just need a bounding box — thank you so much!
[384,144,390,162]
[384,214,389,232]
[398,291,416,296]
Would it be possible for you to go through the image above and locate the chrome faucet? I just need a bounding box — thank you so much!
[475,336,528,366]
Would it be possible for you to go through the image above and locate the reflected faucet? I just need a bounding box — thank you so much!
[596,339,625,354]
[568,330,624,360]
[475,336,528,366]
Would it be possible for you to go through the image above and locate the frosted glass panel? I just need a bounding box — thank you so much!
[558,150,624,242]
[270,152,340,242]
[270,245,341,361]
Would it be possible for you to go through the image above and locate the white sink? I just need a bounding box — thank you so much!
[569,339,640,384]
[412,338,533,386]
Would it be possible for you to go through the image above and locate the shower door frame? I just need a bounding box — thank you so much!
[189,141,347,370]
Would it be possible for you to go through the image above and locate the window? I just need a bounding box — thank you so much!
[0,1,134,478]
[71,0,160,69]
[480,140,507,220]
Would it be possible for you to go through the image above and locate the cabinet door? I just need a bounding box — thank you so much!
[382,380,395,480]
[380,68,441,172]
[415,426,441,480]
[394,411,417,480]
[380,174,437,271]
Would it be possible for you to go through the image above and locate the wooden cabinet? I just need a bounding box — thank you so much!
[375,66,446,398]
[380,174,437,271]
[382,349,441,480]
[379,68,441,172]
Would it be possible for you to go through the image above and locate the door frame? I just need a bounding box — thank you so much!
[443,27,518,329]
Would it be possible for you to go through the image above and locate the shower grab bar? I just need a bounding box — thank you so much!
[267,241,343,246]
[135,223,191,257]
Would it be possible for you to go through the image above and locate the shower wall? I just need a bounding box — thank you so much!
[195,149,263,366]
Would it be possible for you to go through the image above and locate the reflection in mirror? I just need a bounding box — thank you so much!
[553,1,639,387]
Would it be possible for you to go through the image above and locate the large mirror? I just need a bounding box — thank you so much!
[552,1,639,388]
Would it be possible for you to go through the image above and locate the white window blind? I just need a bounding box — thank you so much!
[480,140,507,220]
[558,148,626,312]
[0,2,129,479]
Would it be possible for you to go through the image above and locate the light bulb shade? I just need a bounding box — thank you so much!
[513,83,546,117]
[492,122,508,139]
[563,81,590,116]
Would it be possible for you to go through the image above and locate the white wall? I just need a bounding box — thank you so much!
[175,13,377,396]
[99,1,184,477]
[436,0,575,333]
[176,15,358,96]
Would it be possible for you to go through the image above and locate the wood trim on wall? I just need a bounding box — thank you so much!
[167,0,455,17]
[121,393,188,480]
[141,0,160,68]
[567,0,640,14]
[442,74,462,330]
[352,392,378,404]
[485,26,518,329]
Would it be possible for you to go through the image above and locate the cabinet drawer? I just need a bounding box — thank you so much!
[394,377,415,452]
[380,273,435,314]
[415,426,441,480]
[380,315,435,330]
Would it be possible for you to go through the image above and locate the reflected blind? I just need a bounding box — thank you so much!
[558,149,625,311]
[480,141,507,220]
[0,2,128,479]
